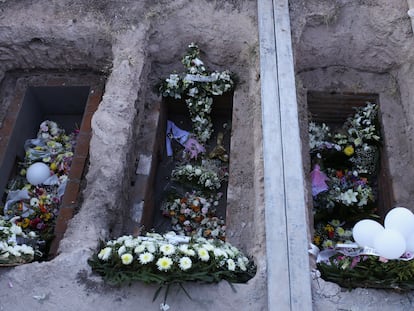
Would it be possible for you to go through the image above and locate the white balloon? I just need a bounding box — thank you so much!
[374,229,406,259]
[26,162,50,185]
[405,231,414,253]
[384,207,414,238]
[352,219,384,248]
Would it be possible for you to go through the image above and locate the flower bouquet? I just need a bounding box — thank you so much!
[0,216,38,265]
[171,161,226,192]
[1,120,77,260]
[161,191,225,240]
[88,232,256,304]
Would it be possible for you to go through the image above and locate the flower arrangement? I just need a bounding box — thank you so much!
[0,216,38,265]
[310,103,380,224]
[313,220,353,250]
[158,43,235,143]
[88,232,256,305]
[171,162,225,191]
[161,191,226,240]
[309,103,414,291]
[1,120,77,261]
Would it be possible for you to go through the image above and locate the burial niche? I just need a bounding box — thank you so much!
[133,44,234,240]
[307,91,393,221]
[0,73,104,262]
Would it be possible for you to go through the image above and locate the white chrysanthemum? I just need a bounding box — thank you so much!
[179,256,192,271]
[197,248,210,262]
[179,245,195,257]
[156,257,173,271]
[213,248,228,259]
[116,235,132,244]
[144,242,156,253]
[121,253,133,265]
[134,244,146,254]
[237,257,247,271]
[139,252,154,264]
[118,245,127,256]
[98,247,112,261]
[19,244,34,256]
[124,238,137,248]
[10,225,22,236]
[202,243,214,251]
[160,244,175,256]
[227,259,236,271]
[7,246,21,257]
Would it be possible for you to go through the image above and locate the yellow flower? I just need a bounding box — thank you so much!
[324,224,334,232]
[313,235,321,246]
[22,218,30,228]
[344,145,354,156]
[121,253,133,265]
[50,162,57,171]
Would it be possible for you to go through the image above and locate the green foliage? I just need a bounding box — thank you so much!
[318,255,414,291]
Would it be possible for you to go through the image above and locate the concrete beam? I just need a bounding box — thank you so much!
[258,0,313,310]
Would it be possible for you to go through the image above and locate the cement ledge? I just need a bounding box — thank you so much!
[258,0,313,310]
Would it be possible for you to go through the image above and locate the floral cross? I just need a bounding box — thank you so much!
[158,43,234,143]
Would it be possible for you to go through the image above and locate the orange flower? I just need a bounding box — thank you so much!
[191,205,200,212]
[180,198,188,204]
[39,205,47,214]
[203,229,212,237]
[194,216,203,223]
[336,170,344,178]
[178,215,186,223]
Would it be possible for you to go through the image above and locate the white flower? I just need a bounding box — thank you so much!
[139,252,154,264]
[124,238,137,248]
[197,248,210,261]
[238,257,247,271]
[213,248,228,258]
[156,256,173,271]
[194,168,202,176]
[118,245,126,256]
[160,244,175,256]
[98,247,112,261]
[121,253,133,265]
[339,189,358,206]
[144,242,156,253]
[179,256,192,271]
[179,244,195,257]
[192,58,204,66]
[30,198,40,207]
[19,244,34,256]
[227,259,236,271]
[10,225,22,236]
[203,243,214,251]
[134,244,146,254]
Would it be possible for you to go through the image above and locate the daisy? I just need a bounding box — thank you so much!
[156,257,173,271]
